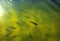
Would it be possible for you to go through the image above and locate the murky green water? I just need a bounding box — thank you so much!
[0,0,60,41]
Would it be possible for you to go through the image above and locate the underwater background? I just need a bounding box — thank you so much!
[0,0,60,41]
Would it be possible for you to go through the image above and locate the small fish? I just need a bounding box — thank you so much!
[29,33,33,39]
[5,32,11,37]
[16,22,20,25]
[5,28,12,37]
[11,35,19,39]
[30,21,38,25]
[9,26,16,29]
